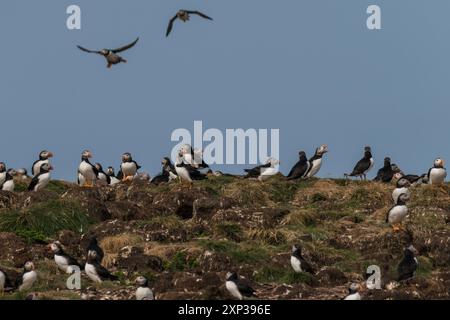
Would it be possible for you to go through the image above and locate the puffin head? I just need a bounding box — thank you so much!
[266,157,280,167]
[135,276,148,287]
[87,249,98,262]
[405,245,418,256]
[0,162,6,173]
[40,163,53,172]
[348,283,360,294]
[397,177,411,188]
[82,150,93,160]
[434,158,445,168]
[16,168,28,176]
[100,49,109,56]
[95,163,103,172]
[179,144,192,156]
[107,167,115,175]
[226,272,238,281]
[49,241,62,254]
[39,150,54,160]
[298,151,306,159]
[122,153,132,162]
[291,245,302,255]
[7,169,17,177]
[397,193,410,204]
[317,145,329,155]
[24,261,35,272]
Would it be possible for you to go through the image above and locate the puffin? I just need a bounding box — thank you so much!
[386,193,410,232]
[244,158,280,181]
[397,245,418,281]
[106,167,121,185]
[135,276,155,300]
[32,150,54,177]
[85,250,118,283]
[427,158,447,185]
[28,163,53,192]
[95,163,111,185]
[151,157,178,185]
[1,169,17,192]
[78,150,98,187]
[225,272,257,300]
[117,152,141,181]
[290,245,314,274]
[77,38,139,68]
[394,172,428,186]
[373,157,395,183]
[166,10,213,37]
[345,146,374,180]
[287,151,310,180]
[16,168,30,181]
[180,144,211,174]
[16,261,37,292]
[305,145,329,178]
[0,268,13,292]
[86,236,104,263]
[175,151,207,184]
[343,283,361,300]
[392,176,411,205]
[0,162,6,186]
[49,241,82,274]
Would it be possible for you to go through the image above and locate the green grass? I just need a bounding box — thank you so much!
[215,223,244,242]
[0,199,92,242]
[165,251,199,271]
[254,266,314,285]
[198,240,270,264]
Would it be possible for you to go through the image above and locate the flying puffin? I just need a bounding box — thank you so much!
[151,157,178,185]
[28,163,53,192]
[373,157,395,183]
[32,150,54,177]
[95,163,111,185]
[0,268,13,292]
[49,241,82,274]
[86,236,104,263]
[166,10,213,37]
[386,193,410,232]
[135,276,155,300]
[16,261,37,292]
[287,151,310,180]
[244,158,280,181]
[427,158,447,185]
[225,272,257,300]
[1,169,17,192]
[85,250,118,283]
[16,168,30,181]
[305,145,329,178]
[345,146,374,180]
[290,245,314,274]
[78,150,98,187]
[392,176,411,205]
[117,153,141,182]
[0,162,6,186]
[77,38,139,68]
[343,283,361,300]
[397,245,418,281]
[106,167,121,185]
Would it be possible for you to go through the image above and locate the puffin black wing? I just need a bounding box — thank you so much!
[27,175,40,191]
[166,14,179,37]
[0,269,13,289]
[300,257,315,274]
[133,161,142,170]
[87,237,104,263]
[287,162,309,180]
[236,280,256,297]
[187,10,213,20]
[93,261,118,281]
[31,159,39,176]
[77,45,102,54]
[111,38,139,53]
[350,159,370,176]
[244,163,271,178]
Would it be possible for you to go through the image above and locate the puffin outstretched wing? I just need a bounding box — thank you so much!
[166,15,179,37]
[77,46,102,55]
[111,38,139,53]
[186,10,213,20]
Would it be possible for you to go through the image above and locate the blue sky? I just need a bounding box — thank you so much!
[1,0,449,181]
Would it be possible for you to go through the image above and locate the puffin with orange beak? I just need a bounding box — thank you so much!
[117,153,141,182]
[427,158,447,185]
[78,150,98,187]
[32,150,54,177]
